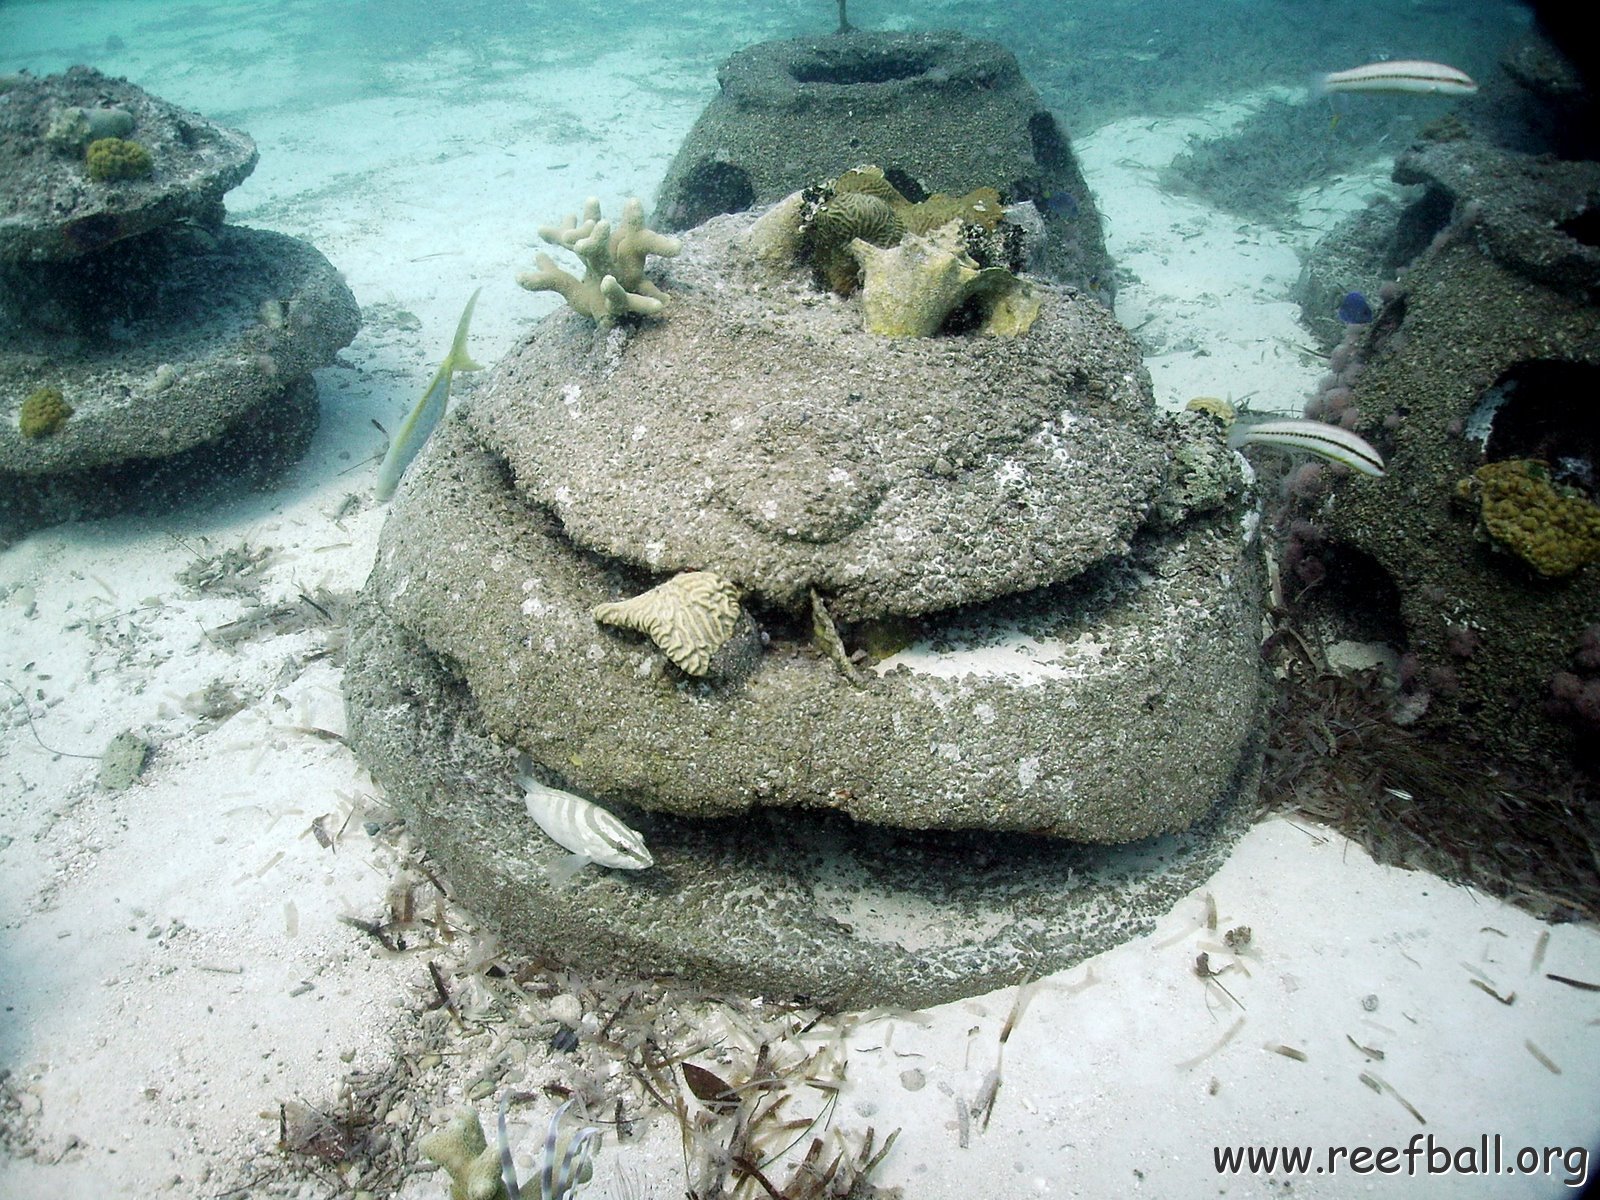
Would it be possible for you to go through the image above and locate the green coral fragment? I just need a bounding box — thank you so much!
[18,385,72,437]
[419,1109,508,1200]
[1455,458,1600,578]
[85,136,154,182]
[518,197,680,322]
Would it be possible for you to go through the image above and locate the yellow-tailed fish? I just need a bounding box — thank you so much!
[373,287,483,501]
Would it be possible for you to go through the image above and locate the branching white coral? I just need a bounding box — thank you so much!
[518,197,680,321]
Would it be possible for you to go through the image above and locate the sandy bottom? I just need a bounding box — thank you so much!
[2,5,1598,1198]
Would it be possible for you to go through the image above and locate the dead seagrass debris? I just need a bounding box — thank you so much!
[591,570,741,676]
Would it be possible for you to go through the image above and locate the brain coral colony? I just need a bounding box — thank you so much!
[750,165,1040,338]
[0,67,359,536]
[17,385,73,438]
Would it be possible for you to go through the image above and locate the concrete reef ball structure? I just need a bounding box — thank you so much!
[344,205,1267,1007]
[0,67,359,536]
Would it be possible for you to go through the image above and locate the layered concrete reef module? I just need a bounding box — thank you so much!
[1303,130,1600,771]
[0,67,359,536]
[346,207,1266,1008]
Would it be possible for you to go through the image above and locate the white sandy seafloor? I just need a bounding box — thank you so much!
[3,3,1599,1198]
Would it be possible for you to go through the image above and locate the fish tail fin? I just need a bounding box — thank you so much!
[448,286,484,373]
[546,853,592,889]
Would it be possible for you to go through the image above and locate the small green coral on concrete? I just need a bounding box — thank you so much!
[85,136,154,182]
[1455,458,1600,578]
[18,385,73,438]
[518,196,680,321]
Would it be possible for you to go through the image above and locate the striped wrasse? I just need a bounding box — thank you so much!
[518,773,653,873]
[1319,60,1477,96]
[1229,418,1386,477]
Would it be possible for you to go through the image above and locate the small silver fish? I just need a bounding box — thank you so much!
[374,287,483,501]
[1319,60,1477,96]
[518,773,653,872]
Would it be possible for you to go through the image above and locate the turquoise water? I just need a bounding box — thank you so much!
[3,0,1525,142]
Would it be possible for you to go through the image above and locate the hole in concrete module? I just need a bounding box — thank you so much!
[788,49,935,85]
[1473,360,1600,491]
[675,160,755,226]
[1027,111,1067,170]
[1557,202,1600,249]
[881,167,926,203]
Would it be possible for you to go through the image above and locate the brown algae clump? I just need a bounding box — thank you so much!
[85,136,154,182]
[18,385,73,437]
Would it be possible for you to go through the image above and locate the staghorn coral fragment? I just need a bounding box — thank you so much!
[592,570,742,675]
[518,196,680,322]
[848,224,1039,338]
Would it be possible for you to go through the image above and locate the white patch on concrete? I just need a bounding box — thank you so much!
[873,625,1112,683]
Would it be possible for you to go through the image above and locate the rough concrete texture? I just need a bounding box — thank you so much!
[652,30,1114,304]
[1,225,358,477]
[344,584,1258,1010]
[1293,189,1452,351]
[476,210,1158,623]
[364,411,1263,840]
[0,66,258,262]
[1315,132,1600,766]
[0,374,320,541]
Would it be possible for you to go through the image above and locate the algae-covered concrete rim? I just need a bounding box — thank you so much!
[0,225,359,475]
[0,65,258,262]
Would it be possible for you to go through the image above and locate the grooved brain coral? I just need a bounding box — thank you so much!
[811,192,904,294]
[1455,458,1600,578]
[18,385,73,437]
[592,570,742,676]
